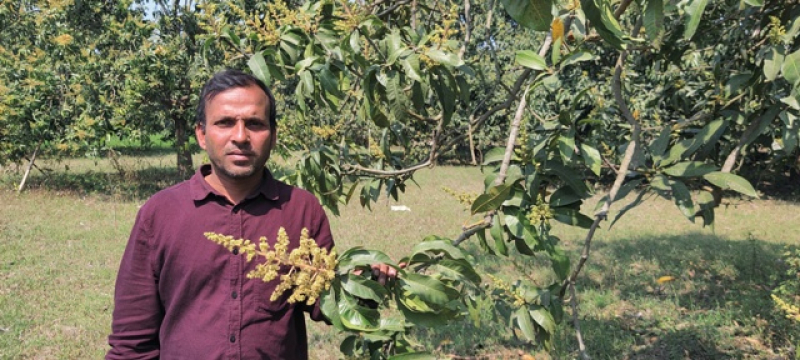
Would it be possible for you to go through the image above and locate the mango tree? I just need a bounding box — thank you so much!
[202,0,795,357]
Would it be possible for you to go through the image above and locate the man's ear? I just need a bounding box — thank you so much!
[195,123,207,150]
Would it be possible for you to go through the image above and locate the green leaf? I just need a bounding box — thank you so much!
[743,0,763,6]
[248,52,271,85]
[581,0,626,50]
[483,147,508,165]
[386,29,405,61]
[662,161,717,177]
[683,0,709,41]
[547,246,570,280]
[549,186,583,207]
[516,307,537,342]
[319,67,343,98]
[475,228,495,255]
[491,216,508,256]
[516,50,548,70]
[782,48,800,86]
[341,274,388,302]
[402,54,423,82]
[431,67,457,126]
[660,119,727,165]
[506,212,523,239]
[644,0,664,46]
[551,37,562,65]
[411,240,466,260]
[650,174,672,192]
[386,70,408,122]
[695,190,716,228]
[702,172,758,198]
[650,127,672,160]
[670,179,695,221]
[299,70,315,96]
[425,49,463,67]
[552,207,593,229]
[471,184,513,214]
[430,259,482,284]
[742,106,779,146]
[500,0,554,32]
[339,334,357,356]
[338,290,380,331]
[530,306,557,334]
[398,273,459,307]
[337,248,396,273]
[780,92,800,110]
[781,111,799,152]
[543,161,592,196]
[558,135,575,163]
[521,224,539,254]
[764,47,785,82]
[320,284,344,330]
[349,30,361,53]
[560,50,595,67]
[579,143,602,176]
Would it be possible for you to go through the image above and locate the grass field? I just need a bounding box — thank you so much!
[1,153,798,359]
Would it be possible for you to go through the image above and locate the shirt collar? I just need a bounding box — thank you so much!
[189,164,280,202]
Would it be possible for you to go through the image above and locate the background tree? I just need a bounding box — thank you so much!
[0,0,148,190]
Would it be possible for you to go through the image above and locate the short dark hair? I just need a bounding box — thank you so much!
[196,69,277,129]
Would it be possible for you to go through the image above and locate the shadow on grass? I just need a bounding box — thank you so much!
[5,166,186,201]
[2,162,296,202]
[415,234,797,358]
[574,233,798,358]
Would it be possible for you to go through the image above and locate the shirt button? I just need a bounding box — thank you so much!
[230,335,236,343]
[232,291,238,299]
[232,248,239,255]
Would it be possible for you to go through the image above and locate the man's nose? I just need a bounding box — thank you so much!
[231,121,249,143]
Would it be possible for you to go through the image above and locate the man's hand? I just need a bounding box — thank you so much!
[354,262,406,286]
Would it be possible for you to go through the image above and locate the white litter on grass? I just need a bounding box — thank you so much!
[390,205,411,212]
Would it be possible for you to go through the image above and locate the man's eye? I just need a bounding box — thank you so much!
[247,121,268,130]
[216,120,234,127]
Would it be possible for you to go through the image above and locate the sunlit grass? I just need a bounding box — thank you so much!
[1,153,798,359]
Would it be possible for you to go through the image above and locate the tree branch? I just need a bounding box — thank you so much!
[559,20,643,356]
[342,160,432,178]
[614,0,633,20]
[569,283,590,360]
[376,0,411,18]
[458,0,471,60]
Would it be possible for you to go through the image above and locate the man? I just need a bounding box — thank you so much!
[107,70,394,359]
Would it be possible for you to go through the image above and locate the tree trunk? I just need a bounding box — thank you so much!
[468,122,477,165]
[18,141,42,193]
[175,116,193,179]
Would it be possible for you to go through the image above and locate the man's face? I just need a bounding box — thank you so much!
[196,85,276,182]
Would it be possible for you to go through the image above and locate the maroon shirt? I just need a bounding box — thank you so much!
[107,165,334,359]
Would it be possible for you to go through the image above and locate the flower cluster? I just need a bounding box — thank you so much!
[205,227,337,306]
[771,294,800,322]
[487,274,526,307]
[442,186,479,207]
[527,202,553,227]
[52,34,73,46]
[767,16,786,45]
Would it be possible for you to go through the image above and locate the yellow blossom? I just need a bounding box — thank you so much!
[53,34,74,46]
[205,227,337,306]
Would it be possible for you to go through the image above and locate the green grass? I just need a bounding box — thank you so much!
[1,153,798,359]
